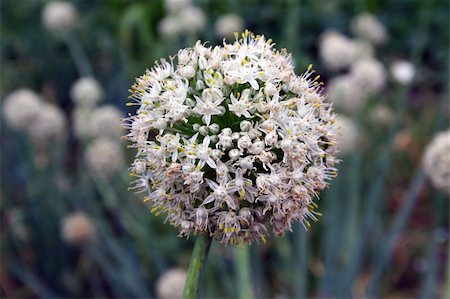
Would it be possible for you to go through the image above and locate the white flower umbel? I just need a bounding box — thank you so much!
[178,6,206,34]
[334,115,359,155]
[215,14,245,39]
[327,75,366,113]
[158,4,205,39]
[72,107,93,140]
[28,103,66,142]
[158,16,182,39]
[353,40,374,60]
[42,1,77,33]
[319,30,356,71]
[85,138,124,178]
[350,58,386,94]
[89,105,124,139]
[423,129,450,195]
[3,89,42,131]
[164,0,192,14]
[369,104,394,127]
[390,60,415,85]
[351,13,387,45]
[156,268,187,299]
[124,31,339,245]
[61,212,95,245]
[70,77,104,108]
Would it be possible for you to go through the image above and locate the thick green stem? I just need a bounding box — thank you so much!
[183,235,212,299]
[235,244,254,299]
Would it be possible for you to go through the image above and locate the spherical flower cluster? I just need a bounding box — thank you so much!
[390,60,415,85]
[215,14,245,38]
[156,268,187,299]
[3,89,42,130]
[353,40,375,60]
[393,129,415,153]
[350,58,386,94]
[8,209,30,241]
[351,13,387,45]
[3,88,67,142]
[61,212,95,245]
[158,1,205,39]
[42,1,77,33]
[327,75,365,113]
[73,105,123,140]
[319,15,386,113]
[327,58,386,114]
[319,30,356,71]
[73,108,93,139]
[334,115,359,155]
[369,104,394,127]
[164,0,192,14]
[29,103,66,142]
[422,130,450,195]
[70,77,104,108]
[89,105,124,139]
[85,137,124,178]
[124,31,339,245]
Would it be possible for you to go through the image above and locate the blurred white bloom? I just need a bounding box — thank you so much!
[215,14,245,38]
[8,209,30,241]
[85,138,123,178]
[42,1,77,33]
[124,31,339,245]
[351,13,387,45]
[158,4,205,39]
[3,89,42,131]
[327,75,366,113]
[319,30,356,70]
[62,212,95,245]
[158,15,182,38]
[28,103,66,142]
[390,60,415,84]
[369,104,394,126]
[423,130,450,194]
[164,0,191,14]
[350,58,386,94]
[72,107,93,140]
[393,129,415,153]
[70,77,104,108]
[179,6,206,34]
[353,40,374,60]
[89,105,124,139]
[73,105,123,141]
[156,268,187,299]
[334,115,359,155]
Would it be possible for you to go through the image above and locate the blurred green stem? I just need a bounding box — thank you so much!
[443,258,450,299]
[235,244,254,299]
[274,237,294,296]
[344,0,435,294]
[366,88,449,298]
[318,183,341,295]
[11,264,59,298]
[64,31,93,77]
[293,225,308,299]
[94,175,166,273]
[419,193,444,299]
[283,0,300,57]
[366,170,425,297]
[183,235,212,299]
